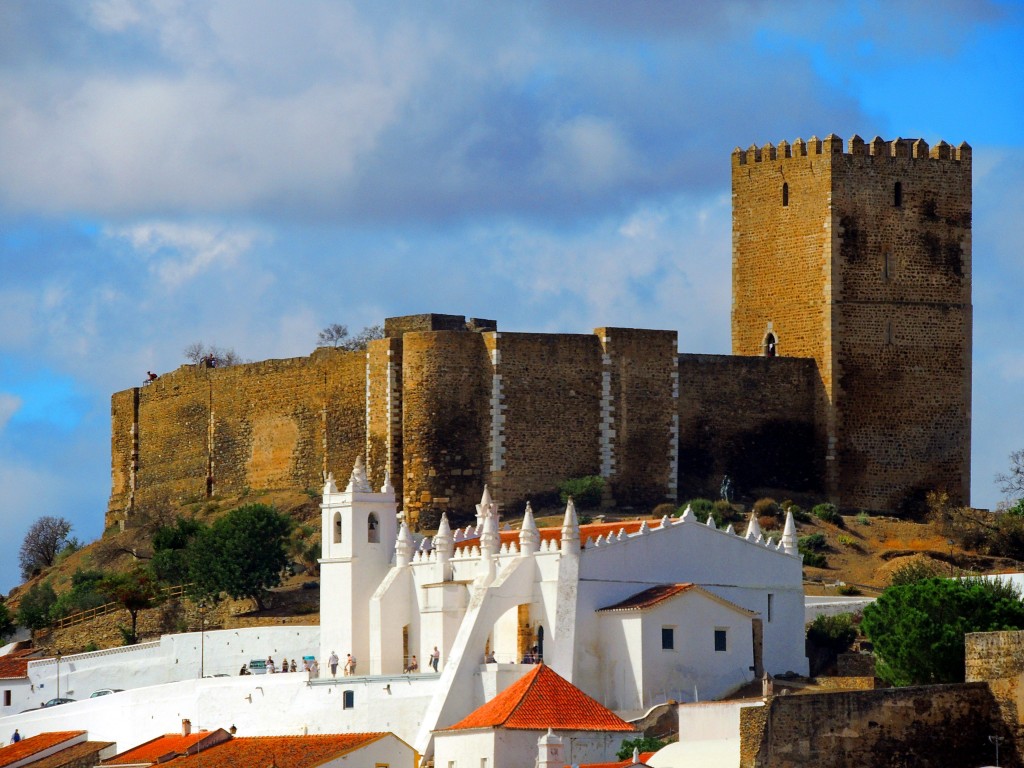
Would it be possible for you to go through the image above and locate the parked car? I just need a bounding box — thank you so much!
[90,689,124,697]
[42,698,75,707]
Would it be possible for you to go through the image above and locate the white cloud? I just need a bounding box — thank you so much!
[107,222,261,288]
[0,394,21,431]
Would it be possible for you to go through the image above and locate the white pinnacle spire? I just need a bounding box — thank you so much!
[476,485,497,533]
[744,510,763,541]
[519,502,540,557]
[434,513,453,560]
[680,504,696,523]
[345,455,372,493]
[323,471,337,495]
[395,520,415,567]
[381,470,394,495]
[781,509,798,555]
[561,496,580,552]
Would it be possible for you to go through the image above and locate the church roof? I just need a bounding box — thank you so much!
[574,752,656,768]
[440,664,635,733]
[0,648,37,679]
[596,584,755,617]
[453,519,655,552]
[0,732,86,768]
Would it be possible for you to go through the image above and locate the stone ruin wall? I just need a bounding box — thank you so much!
[740,683,1015,768]
[107,349,366,529]
[676,353,821,501]
[966,630,1024,758]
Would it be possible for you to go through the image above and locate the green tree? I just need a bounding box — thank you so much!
[17,581,57,630]
[0,602,15,642]
[187,504,292,611]
[151,517,206,585]
[99,567,164,645]
[51,569,108,620]
[861,577,1024,686]
[558,476,605,509]
[616,736,667,760]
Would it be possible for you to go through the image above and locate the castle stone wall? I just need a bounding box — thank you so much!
[740,684,1014,768]
[400,330,491,525]
[486,332,602,511]
[676,353,821,499]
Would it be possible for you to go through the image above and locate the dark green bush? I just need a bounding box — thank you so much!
[802,551,828,568]
[559,476,605,509]
[753,497,780,518]
[799,532,827,551]
[678,498,714,518]
[807,612,857,654]
[784,502,811,523]
[813,502,843,526]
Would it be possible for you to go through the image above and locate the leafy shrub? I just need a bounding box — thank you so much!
[888,559,942,586]
[802,551,828,568]
[836,584,862,596]
[713,500,740,523]
[617,737,667,761]
[51,569,108,619]
[799,532,827,551]
[18,581,58,630]
[758,515,780,531]
[806,613,857,654]
[753,497,780,518]
[652,503,677,519]
[836,534,856,547]
[559,476,605,509]
[678,498,714,518]
[813,503,843,526]
[856,511,872,526]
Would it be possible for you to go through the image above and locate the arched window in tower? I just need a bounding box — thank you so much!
[894,181,902,207]
[333,512,342,544]
[764,333,777,357]
[367,513,379,543]
[883,252,892,281]
[782,182,789,207]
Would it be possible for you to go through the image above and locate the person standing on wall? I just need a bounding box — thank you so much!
[329,651,339,677]
[430,646,440,672]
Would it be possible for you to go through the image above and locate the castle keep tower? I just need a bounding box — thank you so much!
[731,134,972,510]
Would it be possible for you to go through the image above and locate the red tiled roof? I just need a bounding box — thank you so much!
[596,583,755,617]
[104,732,228,765]
[24,741,114,768]
[596,584,696,612]
[441,664,635,733]
[453,519,656,552]
[572,751,656,768]
[164,734,390,768]
[0,649,37,679]
[0,732,86,768]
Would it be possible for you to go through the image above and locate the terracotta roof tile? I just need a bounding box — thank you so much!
[163,734,389,768]
[104,732,228,765]
[453,520,656,552]
[0,649,37,680]
[22,741,114,768]
[441,664,635,733]
[0,732,86,767]
[596,583,755,617]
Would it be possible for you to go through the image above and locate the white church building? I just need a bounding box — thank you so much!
[320,457,808,753]
[0,457,807,762]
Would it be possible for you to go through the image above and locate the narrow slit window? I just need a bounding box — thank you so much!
[894,181,902,207]
[333,512,342,544]
[782,182,789,207]
[368,513,379,543]
[883,252,892,281]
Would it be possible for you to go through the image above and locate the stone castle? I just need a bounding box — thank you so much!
[107,133,972,528]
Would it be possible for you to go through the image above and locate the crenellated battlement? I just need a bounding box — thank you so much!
[732,133,971,166]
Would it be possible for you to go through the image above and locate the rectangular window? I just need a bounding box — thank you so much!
[343,690,355,709]
[767,594,773,623]
[3,690,10,707]
[481,759,488,768]
[661,626,675,650]
[448,762,456,768]
[714,629,728,652]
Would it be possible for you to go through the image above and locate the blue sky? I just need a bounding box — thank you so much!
[1,0,1023,594]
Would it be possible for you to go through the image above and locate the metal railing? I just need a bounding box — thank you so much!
[52,583,192,630]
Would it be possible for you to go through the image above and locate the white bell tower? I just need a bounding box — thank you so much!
[319,456,398,672]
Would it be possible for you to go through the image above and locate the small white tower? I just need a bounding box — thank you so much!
[319,455,398,670]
